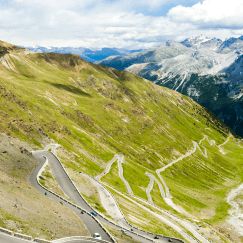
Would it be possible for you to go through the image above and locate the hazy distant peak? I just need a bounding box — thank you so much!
[181,36,222,49]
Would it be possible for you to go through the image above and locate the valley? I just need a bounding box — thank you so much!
[0,40,242,243]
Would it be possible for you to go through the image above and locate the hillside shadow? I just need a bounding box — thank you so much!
[48,82,91,97]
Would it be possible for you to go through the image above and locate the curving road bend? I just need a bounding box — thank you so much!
[3,135,231,243]
[31,151,113,242]
[31,150,184,243]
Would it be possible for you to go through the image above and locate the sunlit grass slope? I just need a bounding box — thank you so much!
[0,41,242,241]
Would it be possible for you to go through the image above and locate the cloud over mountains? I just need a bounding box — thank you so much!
[0,0,242,48]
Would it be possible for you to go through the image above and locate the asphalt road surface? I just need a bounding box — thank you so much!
[31,151,114,243]
[31,150,183,243]
[0,232,31,243]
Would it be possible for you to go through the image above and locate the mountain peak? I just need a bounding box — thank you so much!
[181,36,222,49]
[219,35,243,53]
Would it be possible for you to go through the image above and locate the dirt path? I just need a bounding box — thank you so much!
[96,154,133,196]
[141,135,230,241]
[117,155,133,196]
[145,172,188,215]
[145,172,168,203]
[86,135,230,242]
[104,154,209,242]
[154,135,225,214]
[145,173,155,204]
[218,135,231,155]
[98,150,209,242]
[105,183,197,243]
[95,155,118,181]
[94,155,133,227]
[157,136,210,175]
[82,173,127,228]
[152,137,209,215]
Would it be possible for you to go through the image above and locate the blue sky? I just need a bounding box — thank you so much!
[0,0,242,48]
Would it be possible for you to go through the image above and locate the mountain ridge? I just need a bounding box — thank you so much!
[99,35,243,137]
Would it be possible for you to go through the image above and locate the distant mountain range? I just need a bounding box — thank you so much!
[99,35,243,137]
[28,46,141,63]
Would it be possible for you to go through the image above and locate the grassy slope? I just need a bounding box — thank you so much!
[0,43,242,241]
[0,134,88,239]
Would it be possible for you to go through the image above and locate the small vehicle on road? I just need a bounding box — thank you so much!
[93,233,102,240]
[154,235,159,239]
[90,211,98,217]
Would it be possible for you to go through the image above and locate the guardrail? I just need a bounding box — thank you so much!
[13,232,32,241]
[0,227,13,235]
[130,196,185,243]
[34,238,51,243]
[37,151,184,243]
[35,155,116,243]
[85,169,184,243]
[0,149,183,243]
[49,152,158,243]
[0,227,51,242]
[53,236,113,243]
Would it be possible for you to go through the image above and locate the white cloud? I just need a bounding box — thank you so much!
[0,0,183,48]
[0,0,242,48]
[168,0,243,29]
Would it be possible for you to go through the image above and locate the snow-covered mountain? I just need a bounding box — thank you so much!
[219,36,243,53]
[181,35,223,50]
[99,36,243,136]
